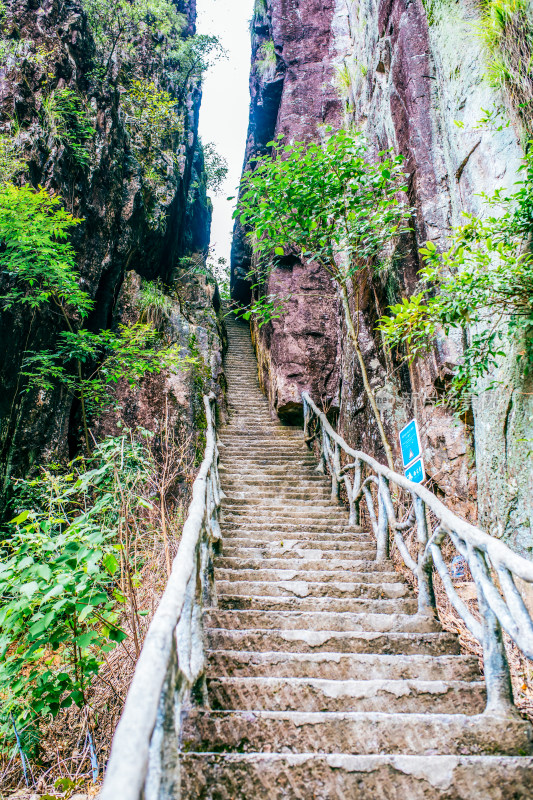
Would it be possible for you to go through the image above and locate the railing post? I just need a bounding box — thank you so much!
[479,592,515,716]
[331,442,340,503]
[316,428,327,474]
[376,475,389,562]
[472,556,515,717]
[413,496,436,619]
[351,459,362,527]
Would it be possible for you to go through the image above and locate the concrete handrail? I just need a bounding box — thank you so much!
[303,390,533,715]
[100,393,221,800]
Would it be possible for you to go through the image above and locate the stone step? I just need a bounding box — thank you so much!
[220,474,326,483]
[181,710,531,756]
[214,580,409,600]
[220,447,310,454]
[219,523,359,535]
[219,526,370,539]
[220,509,351,521]
[179,753,533,800]
[214,594,417,614]
[205,676,486,715]
[216,557,386,572]
[222,490,333,501]
[220,460,319,468]
[220,439,304,447]
[220,466,321,477]
[220,476,325,486]
[220,500,349,511]
[220,545,377,559]
[206,651,482,682]
[204,610,434,635]
[206,628,461,656]
[214,568,403,584]
[220,427,302,434]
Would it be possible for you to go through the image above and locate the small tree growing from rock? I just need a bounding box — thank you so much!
[234,128,410,469]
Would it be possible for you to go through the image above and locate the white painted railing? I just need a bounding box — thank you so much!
[303,391,533,716]
[100,393,221,800]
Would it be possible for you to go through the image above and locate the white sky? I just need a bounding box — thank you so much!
[197,0,254,269]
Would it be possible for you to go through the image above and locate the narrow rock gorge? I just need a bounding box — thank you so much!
[2,0,533,796]
[232,0,532,552]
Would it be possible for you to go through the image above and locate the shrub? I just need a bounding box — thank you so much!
[378,145,533,415]
[41,88,95,169]
[479,0,533,131]
[0,433,153,758]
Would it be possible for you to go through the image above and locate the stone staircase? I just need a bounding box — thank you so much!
[180,318,533,798]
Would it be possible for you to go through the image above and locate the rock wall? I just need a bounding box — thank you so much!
[232,0,532,550]
[0,0,224,503]
[232,0,342,421]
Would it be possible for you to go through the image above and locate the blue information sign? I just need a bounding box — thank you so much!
[405,458,425,484]
[399,419,421,467]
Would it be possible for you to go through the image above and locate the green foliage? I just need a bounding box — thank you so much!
[0,433,154,757]
[335,63,353,103]
[179,252,231,301]
[203,142,228,195]
[0,183,89,315]
[0,183,194,443]
[254,0,268,15]
[138,279,174,327]
[379,146,533,415]
[122,79,183,190]
[22,323,194,415]
[256,39,277,78]
[250,0,268,31]
[479,0,533,130]
[234,128,409,468]
[235,128,409,313]
[240,293,290,328]
[83,0,186,73]
[0,131,25,184]
[41,88,95,169]
[208,254,231,301]
[165,34,224,102]
[186,332,210,463]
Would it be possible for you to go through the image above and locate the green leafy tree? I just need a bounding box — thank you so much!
[0,183,87,314]
[165,34,224,104]
[235,129,410,468]
[378,148,533,416]
[0,433,153,758]
[83,0,186,75]
[22,323,195,415]
[0,183,194,450]
[0,130,25,184]
[121,79,183,193]
[203,142,228,195]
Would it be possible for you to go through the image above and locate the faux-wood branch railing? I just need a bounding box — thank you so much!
[303,391,533,717]
[100,393,222,800]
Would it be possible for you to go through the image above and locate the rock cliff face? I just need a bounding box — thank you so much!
[0,0,224,502]
[232,0,532,550]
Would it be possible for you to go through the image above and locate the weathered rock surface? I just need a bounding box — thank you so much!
[231,0,342,422]
[0,0,223,502]
[231,0,532,548]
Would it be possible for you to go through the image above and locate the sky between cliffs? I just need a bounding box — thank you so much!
[197,0,253,269]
